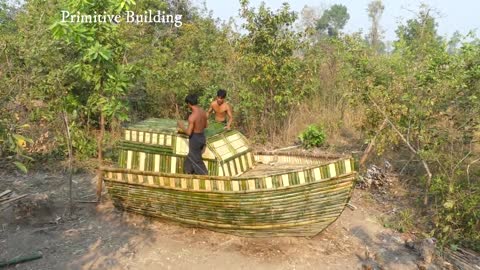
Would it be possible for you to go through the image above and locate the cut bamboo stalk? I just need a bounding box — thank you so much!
[0,190,12,199]
[0,251,43,267]
[0,194,28,206]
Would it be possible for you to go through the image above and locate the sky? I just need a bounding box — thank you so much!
[194,0,480,41]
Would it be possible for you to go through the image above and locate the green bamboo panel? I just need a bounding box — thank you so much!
[118,141,174,153]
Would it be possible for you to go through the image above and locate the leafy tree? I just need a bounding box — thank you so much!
[394,4,443,58]
[51,0,135,199]
[238,0,308,138]
[345,6,479,249]
[123,5,235,121]
[316,4,350,37]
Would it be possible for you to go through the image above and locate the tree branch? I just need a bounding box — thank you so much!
[367,94,433,205]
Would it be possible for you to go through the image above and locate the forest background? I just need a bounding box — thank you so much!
[0,0,478,253]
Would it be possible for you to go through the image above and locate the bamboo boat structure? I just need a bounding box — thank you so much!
[101,118,357,237]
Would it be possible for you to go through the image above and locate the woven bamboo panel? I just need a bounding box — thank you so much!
[109,156,353,192]
[103,155,356,237]
[119,119,254,176]
[118,149,219,176]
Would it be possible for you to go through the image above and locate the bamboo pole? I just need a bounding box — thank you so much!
[0,251,43,267]
[0,190,12,202]
[0,194,29,206]
[0,190,12,199]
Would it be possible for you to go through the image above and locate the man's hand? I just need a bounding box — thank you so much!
[224,125,231,130]
[177,120,185,133]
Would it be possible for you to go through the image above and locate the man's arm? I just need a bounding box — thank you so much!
[226,104,233,129]
[206,103,214,119]
[177,116,195,136]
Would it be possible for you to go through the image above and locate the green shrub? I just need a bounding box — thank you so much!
[298,125,326,149]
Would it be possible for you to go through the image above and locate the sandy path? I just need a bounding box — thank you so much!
[0,171,421,270]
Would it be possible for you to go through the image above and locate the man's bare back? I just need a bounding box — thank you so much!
[189,107,207,134]
[177,95,207,136]
[178,94,209,175]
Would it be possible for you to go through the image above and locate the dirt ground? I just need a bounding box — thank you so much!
[0,169,431,270]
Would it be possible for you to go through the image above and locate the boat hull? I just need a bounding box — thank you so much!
[102,154,357,237]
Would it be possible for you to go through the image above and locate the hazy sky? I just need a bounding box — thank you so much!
[195,0,480,41]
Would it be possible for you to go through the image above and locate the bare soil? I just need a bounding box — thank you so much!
[0,169,429,270]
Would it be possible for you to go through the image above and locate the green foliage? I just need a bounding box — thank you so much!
[0,120,33,172]
[65,122,97,160]
[50,0,134,121]
[298,125,326,149]
[0,0,478,252]
[238,0,310,136]
[345,5,480,250]
[431,176,480,251]
[316,4,350,37]
[381,209,415,233]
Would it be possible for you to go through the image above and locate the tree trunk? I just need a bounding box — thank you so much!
[96,112,105,202]
[62,111,74,215]
[359,118,388,168]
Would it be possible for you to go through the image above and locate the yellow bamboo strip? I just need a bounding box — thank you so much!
[248,179,255,190]
[218,166,224,176]
[282,174,289,187]
[127,150,133,169]
[132,131,137,142]
[193,179,200,190]
[139,152,146,171]
[266,177,273,189]
[232,180,239,191]
[159,134,164,145]
[235,158,241,172]
[181,178,187,189]
[154,155,160,172]
[228,161,235,175]
[166,135,172,146]
[314,167,321,179]
[145,132,151,144]
[218,180,225,191]
[345,159,352,173]
[299,171,306,184]
[171,157,177,173]
[205,180,211,191]
[329,163,337,178]
[148,175,154,185]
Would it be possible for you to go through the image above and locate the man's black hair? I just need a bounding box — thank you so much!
[185,94,198,105]
[217,89,227,98]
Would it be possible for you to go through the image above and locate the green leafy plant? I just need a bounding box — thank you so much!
[298,125,326,149]
[0,120,33,173]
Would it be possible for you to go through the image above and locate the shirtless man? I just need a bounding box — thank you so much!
[206,89,233,129]
[177,94,208,175]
